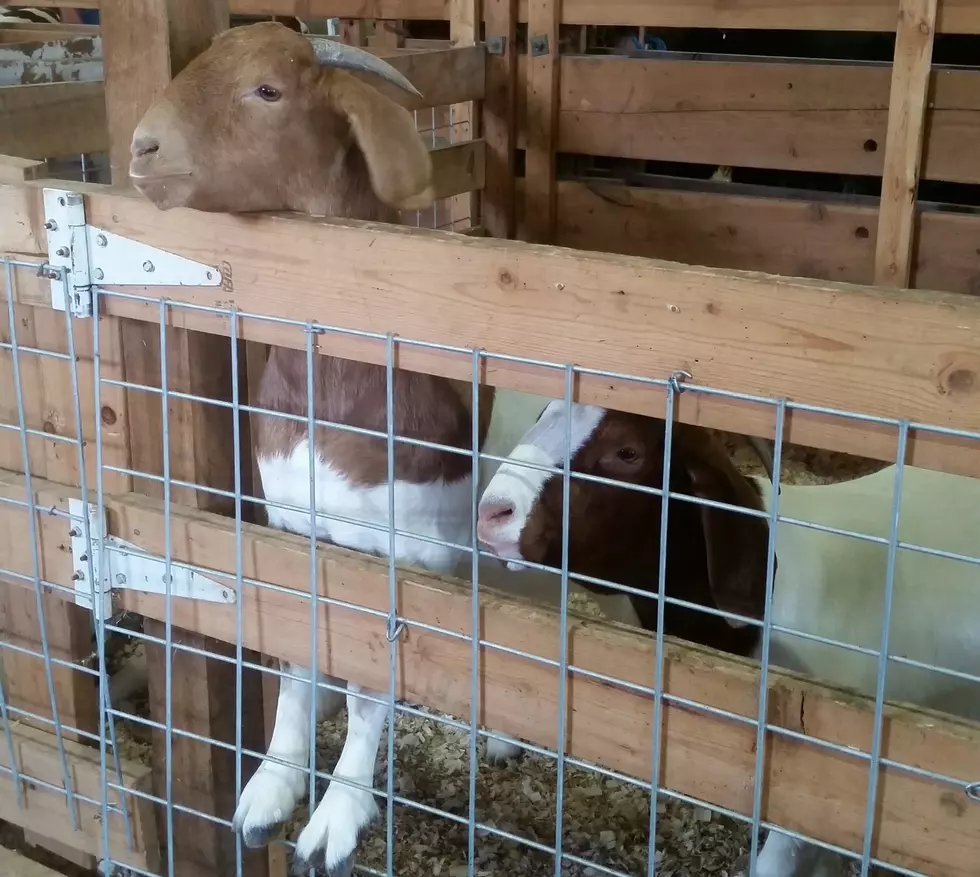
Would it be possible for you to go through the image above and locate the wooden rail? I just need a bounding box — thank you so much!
[0,470,977,877]
[4,179,980,478]
[34,0,980,32]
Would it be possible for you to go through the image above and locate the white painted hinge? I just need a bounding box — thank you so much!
[68,499,236,621]
[42,187,222,319]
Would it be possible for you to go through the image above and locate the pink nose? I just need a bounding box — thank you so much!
[476,499,515,544]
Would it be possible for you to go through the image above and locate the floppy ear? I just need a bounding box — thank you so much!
[329,73,435,211]
[676,425,771,626]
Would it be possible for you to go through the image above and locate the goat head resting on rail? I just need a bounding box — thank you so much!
[128,22,434,215]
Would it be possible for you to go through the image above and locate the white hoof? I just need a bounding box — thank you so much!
[484,734,524,764]
[293,778,379,875]
[233,760,306,849]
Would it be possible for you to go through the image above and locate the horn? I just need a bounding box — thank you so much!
[308,37,422,98]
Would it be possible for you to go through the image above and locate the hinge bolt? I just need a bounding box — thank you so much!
[72,571,85,582]
[69,527,81,538]
[56,247,70,258]
[142,260,155,273]
[94,268,104,281]
[78,553,88,562]
[44,220,58,231]
[96,234,107,247]
[115,574,127,585]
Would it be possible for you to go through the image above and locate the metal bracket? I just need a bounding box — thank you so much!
[68,499,236,622]
[485,35,507,55]
[42,187,222,319]
[530,34,550,56]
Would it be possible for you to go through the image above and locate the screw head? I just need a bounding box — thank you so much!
[55,246,70,258]
[115,573,126,585]
[142,260,155,273]
[65,193,83,206]
[96,234,107,247]
[44,219,58,231]
[94,268,104,281]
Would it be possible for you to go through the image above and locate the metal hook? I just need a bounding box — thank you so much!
[966,781,980,803]
[668,370,692,395]
[386,613,405,642]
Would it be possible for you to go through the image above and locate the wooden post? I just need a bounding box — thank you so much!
[100,2,267,876]
[523,0,561,243]
[873,0,938,288]
[482,0,517,238]
[450,0,481,230]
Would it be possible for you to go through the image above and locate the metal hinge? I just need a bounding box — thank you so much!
[68,499,236,621]
[42,187,222,319]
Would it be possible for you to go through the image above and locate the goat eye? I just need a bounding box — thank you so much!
[256,84,281,102]
[616,447,638,463]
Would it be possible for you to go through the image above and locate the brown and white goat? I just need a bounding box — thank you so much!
[128,22,527,874]
[478,400,980,877]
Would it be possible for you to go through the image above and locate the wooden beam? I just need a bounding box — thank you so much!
[0,846,70,877]
[4,180,979,476]
[99,4,268,877]
[38,0,980,32]
[482,0,517,237]
[430,139,485,199]
[0,82,106,159]
[554,55,980,185]
[522,0,560,243]
[0,155,45,182]
[0,720,159,871]
[2,471,978,877]
[547,179,980,299]
[449,0,481,228]
[874,0,938,288]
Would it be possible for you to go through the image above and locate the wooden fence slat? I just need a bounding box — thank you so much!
[0,82,106,160]
[2,471,978,877]
[99,3,268,877]
[3,180,980,476]
[874,0,939,288]
[523,0,560,243]
[449,0,480,228]
[35,0,980,32]
[553,55,980,185]
[482,0,517,237]
[549,179,980,299]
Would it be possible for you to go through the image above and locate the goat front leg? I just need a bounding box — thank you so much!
[293,681,389,876]
[233,661,345,848]
[736,829,847,877]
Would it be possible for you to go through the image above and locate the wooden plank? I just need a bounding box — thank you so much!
[555,55,980,185]
[874,0,938,288]
[430,139,485,199]
[0,155,45,182]
[3,472,978,877]
[0,846,73,877]
[3,179,977,475]
[21,831,98,871]
[375,44,486,110]
[98,4,266,877]
[0,82,106,159]
[482,0,517,237]
[550,179,980,298]
[523,0,560,243]
[0,720,159,872]
[449,0,481,228]
[42,0,980,31]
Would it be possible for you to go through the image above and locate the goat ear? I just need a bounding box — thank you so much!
[676,425,771,626]
[329,73,435,211]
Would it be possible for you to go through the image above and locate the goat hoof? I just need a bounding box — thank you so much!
[241,822,284,850]
[292,780,378,876]
[484,736,524,764]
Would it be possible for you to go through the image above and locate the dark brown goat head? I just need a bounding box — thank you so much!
[129,22,434,215]
[476,402,772,651]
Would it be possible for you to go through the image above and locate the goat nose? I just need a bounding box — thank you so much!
[477,499,515,542]
[131,136,160,159]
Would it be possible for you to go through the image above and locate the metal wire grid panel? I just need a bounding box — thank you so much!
[0,256,979,877]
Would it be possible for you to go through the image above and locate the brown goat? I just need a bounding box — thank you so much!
[130,22,494,875]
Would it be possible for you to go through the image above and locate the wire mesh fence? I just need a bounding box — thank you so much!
[0,255,978,877]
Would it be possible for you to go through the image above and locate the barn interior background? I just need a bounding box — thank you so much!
[0,2,979,877]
